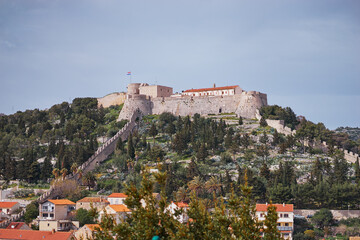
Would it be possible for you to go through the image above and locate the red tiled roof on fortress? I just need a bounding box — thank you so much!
[256,204,293,212]
[183,85,239,93]
[108,193,128,198]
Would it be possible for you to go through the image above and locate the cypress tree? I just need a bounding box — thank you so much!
[260,116,268,127]
[127,133,135,159]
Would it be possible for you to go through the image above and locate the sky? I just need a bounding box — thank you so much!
[0,0,359,130]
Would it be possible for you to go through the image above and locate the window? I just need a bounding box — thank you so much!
[284,214,289,218]
[277,223,281,226]
[43,213,48,217]
[47,224,50,227]
[285,223,289,226]
[50,214,54,218]
[260,213,264,217]
[279,214,283,218]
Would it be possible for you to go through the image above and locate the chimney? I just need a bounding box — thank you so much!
[266,202,268,206]
[283,203,285,207]
[51,229,56,234]
[213,83,216,88]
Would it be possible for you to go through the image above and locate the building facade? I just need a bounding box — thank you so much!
[256,203,294,240]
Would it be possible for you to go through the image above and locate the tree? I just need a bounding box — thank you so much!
[260,116,268,127]
[149,123,158,143]
[196,143,207,162]
[41,157,53,181]
[312,208,334,230]
[127,133,135,159]
[239,116,243,125]
[355,158,360,184]
[24,201,39,223]
[76,208,95,227]
[82,172,96,190]
[188,176,203,197]
[205,176,222,197]
[263,203,282,240]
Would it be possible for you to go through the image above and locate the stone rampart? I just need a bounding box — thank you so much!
[322,141,359,163]
[118,91,267,121]
[97,92,126,108]
[294,209,360,220]
[266,119,296,136]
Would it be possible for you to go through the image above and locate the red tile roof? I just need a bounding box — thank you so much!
[48,199,75,205]
[175,202,189,208]
[108,204,131,212]
[256,204,293,212]
[108,193,128,198]
[0,202,18,208]
[0,229,72,240]
[77,197,109,203]
[85,224,101,231]
[6,222,29,230]
[183,85,239,93]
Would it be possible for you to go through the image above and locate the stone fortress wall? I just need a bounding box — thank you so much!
[118,83,268,121]
[257,113,359,164]
[97,92,126,108]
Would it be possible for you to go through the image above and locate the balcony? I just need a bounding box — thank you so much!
[277,226,293,231]
[41,208,54,213]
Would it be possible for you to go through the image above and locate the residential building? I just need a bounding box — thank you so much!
[0,202,20,215]
[167,202,189,223]
[74,224,101,240]
[39,220,79,232]
[107,193,127,205]
[6,222,31,230]
[76,197,109,211]
[39,199,75,221]
[256,203,294,240]
[0,229,73,240]
[98,204,131,224]
[182,85,242,97]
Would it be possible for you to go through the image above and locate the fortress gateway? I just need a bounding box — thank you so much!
[117,83,267,121]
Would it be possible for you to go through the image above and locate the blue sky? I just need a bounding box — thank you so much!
[0,0,359,129]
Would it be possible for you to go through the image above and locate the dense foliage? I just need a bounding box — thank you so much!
[0,99,125,183]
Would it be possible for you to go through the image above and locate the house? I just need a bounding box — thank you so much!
[0,229,73,240]
[74,224,101,240]
[107,193,127,205]
[39,199,75,220]
[0,202,20,215]
[167,202,189,223]
[182,85,242,97]
[39,219,79,232]
[6,222,31,230]
[256,203,294,240]
[76,197,109,211]
[98,204,131,224]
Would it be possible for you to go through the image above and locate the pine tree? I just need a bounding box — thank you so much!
[260,161,271,181]
[263,203,282,240]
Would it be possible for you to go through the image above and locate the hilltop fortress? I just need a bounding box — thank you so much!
[117,83,267,121]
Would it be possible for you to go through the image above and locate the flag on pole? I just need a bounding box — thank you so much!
[127,72,131,75]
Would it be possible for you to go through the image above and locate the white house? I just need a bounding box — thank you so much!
[167,202,189,223]
[107,193,127,205]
